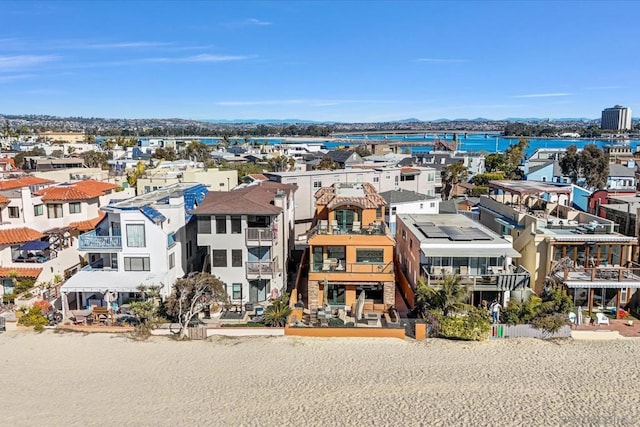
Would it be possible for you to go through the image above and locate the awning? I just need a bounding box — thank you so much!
[18,240,50,251]
[61,270,169,293]
[421,247,521,258]
[565,281,640,289]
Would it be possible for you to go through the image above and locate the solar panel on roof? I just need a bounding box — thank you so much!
[140,205,166,224]
[464,228,492,240]
[419,225,449,238]
[440,226,473,241]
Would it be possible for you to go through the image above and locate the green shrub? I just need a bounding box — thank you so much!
[438,309,490,341]
[345,322,355,327]
[263,297,291,327]
[531,313,569,336]
[328,318,344,327]
[18,306,48,331]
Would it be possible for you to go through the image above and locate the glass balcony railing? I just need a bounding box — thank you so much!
[79,230,122,250]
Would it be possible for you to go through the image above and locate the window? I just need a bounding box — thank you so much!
[427,173,435,182]
[215,216,227,234]
[124,257,150,271]
[394,176,399,184]
[34,204,44,216]
[373,176,379,183]
[313,181,322,189]
[356,249,384,263]
[126,224,146,247]
[169,253,175,269]
[327,246,345,261]
[430,202,435,208]
[390,207,396,215]
[8,206,19,218]
[232,283,242,300]
[69,202,81,214]
[231,216,242,234]
[197,216,211,233]
[232,249,243,267]
[376,207,382,218]
[409,239,413,249]
[212,250,227,267]
[420,203,424,209]
[47,204,63,218]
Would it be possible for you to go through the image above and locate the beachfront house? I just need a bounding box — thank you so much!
[299,183,396,312]
[194,181,296,307]
[395,213,528,307]
[478,181,640,315]
[264,166,437,238]
[60,183,208,314]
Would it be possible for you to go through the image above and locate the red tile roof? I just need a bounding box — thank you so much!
[36,179,118,201]
[0,176,54,190]
[0,227,44,245]
[0,194,9,204]
[0,267,43,278]
[69,212,106,231]
[73,180,119,194]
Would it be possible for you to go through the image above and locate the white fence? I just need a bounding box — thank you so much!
[490,324,571,339]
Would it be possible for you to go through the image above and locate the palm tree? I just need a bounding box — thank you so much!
[415,274,469,317]
[263,293,292,327]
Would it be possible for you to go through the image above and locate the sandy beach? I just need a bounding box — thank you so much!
[2,332,640,426]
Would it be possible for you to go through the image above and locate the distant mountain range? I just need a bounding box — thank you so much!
[200,117,614,125]
[201,118,335,125]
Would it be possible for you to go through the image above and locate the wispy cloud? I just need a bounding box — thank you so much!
[146,54,251,63]
[247,18,272,26]
[0,73,34,83]
[0,55,58,71]
[216,99,399,107]
[513,93,571,98]
[223,18,273,28]
[86,41,173,49]
[417,58,468,64]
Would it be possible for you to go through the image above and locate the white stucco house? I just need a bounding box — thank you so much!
[60,183,208,314]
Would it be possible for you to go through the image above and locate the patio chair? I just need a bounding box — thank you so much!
[352,221,361,233]
[596,312,610,326]
[322,260,332,272]
[331,220,339,233]
[318,220,328,233]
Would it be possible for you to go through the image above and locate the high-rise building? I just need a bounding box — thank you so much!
[601,105,632,131]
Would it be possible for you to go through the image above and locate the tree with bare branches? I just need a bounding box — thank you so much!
[166,272,227,339]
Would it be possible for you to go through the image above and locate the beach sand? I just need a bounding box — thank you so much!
[2,331,639,426]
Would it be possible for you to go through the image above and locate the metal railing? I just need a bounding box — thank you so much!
[310,261,394,274]
[422,264,530,290]
[554,265,640,283]
[79,230,122,250]
[308,221,388,237]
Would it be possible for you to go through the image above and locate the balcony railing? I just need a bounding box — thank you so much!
[246,261,276,278]
[308,221,388,238]
[246,227,275,245]
[422,264,530,290]
[310,261,394,274]
[553,265,640,284]
[79,230,122,250]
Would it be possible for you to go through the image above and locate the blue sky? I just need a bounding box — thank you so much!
[1,1,638,122]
